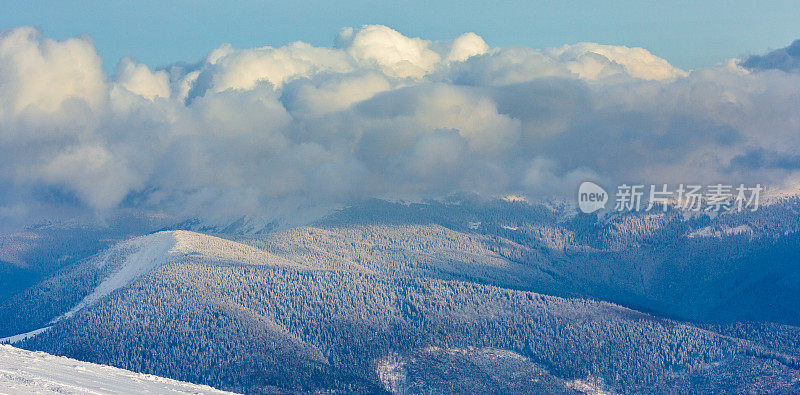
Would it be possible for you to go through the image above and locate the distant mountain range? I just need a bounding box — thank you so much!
[2,197,800,393]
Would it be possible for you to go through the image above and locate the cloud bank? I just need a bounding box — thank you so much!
[1,25,800,226]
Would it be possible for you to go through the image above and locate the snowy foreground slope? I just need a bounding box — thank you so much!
[0,344,233,394]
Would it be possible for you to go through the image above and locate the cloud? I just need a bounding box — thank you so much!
[446,32,489,63]
[729,148,800,170]
[741,40,800,72]
[0,27,105,116]
[114,58,170,100]
[545,42,688,80]
[337,25,441,79]
[34,144,143,210]
[197,41,353,93]
[1,25,799,226]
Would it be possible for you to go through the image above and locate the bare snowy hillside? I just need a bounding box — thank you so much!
[0,344,233,394]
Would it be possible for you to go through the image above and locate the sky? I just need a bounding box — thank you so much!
[1,3,800,229]
[2,1,799,71]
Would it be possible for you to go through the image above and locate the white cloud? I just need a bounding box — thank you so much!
[0,27,106,117]
[446,32,489,63]
[199,41,353,92]
[114,58,170,100]
[546,42,688,80]
[34,144,142,210]
[0,25,798,225]
[283,73,391,116]
[338,25,441,79]
[413,84,520,155]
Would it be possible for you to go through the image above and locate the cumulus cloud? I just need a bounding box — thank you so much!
[0,27,105,116]
[446,32,489,63]
[545,42,688,80]
[197,41,353,92]
[114,58,170,100]
[1,25,800,227]
[337,25,441,79]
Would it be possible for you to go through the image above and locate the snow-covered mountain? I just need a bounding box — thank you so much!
[0,344,233,394]
[1,197,800,393]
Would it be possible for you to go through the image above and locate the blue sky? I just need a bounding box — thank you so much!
[2,0,799,71]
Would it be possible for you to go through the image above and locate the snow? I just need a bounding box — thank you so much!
[169,230,298,268]
[761,182,800,205]
[376,353,407,394]
[566,377,614,395]
[60,231,177,320]
[375,346,607,394]
[0,344,234,394]
[687,224,753,238]
[2,230,302,344]
[0,327,50,344]
[501,195,527,202]
[61,230,300,322]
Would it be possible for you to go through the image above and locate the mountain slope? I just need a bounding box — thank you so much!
[3,228,797,393]
[0,230,303,339]
[0,344,233,394]
[0,211,168,303]
[308,198,800,324]
[3,198,800,393]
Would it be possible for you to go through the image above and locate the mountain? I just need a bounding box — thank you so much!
[0,210,169,303]
[307,197,800,324]
[0,344,232,394]
[1,197,800,393]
